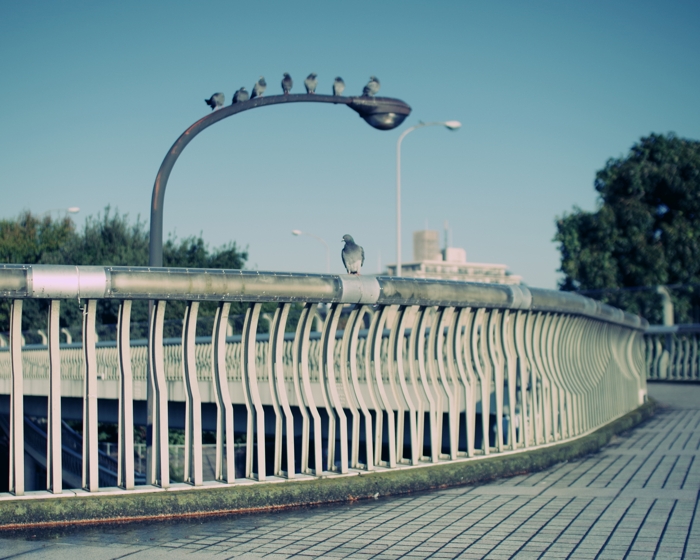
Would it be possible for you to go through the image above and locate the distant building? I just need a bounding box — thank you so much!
[386,230,523,285]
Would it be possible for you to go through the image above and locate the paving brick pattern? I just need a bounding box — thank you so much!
[1,384,699,559]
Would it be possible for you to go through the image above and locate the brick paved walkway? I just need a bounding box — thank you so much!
[1,383,698,559]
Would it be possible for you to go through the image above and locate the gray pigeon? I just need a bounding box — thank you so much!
[205,93,225,110]
[341,234,365,275]
[332,77,345,96]
[251,76,266,99]
[232,87,249,104]
[281,72,293,94]
[304,73,318,94]
[362,76,381,97]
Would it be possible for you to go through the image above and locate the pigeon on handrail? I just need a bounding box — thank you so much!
[232,87,249,104]
[342,234,365,275]
[333,77,345,96]
[362,76,380,97]
[281,73,293,94]
[205,93,225,110]
[304,73,318,94]
[251,76,266,99]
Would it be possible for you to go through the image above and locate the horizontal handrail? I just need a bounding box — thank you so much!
[0,265,647,330]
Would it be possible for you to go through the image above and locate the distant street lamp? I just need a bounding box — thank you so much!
[292,229,330,273]
[42,207,80,218]
[149,93,412,267]
[395,121,461,277]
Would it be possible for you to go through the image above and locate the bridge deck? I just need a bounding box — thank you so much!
[0,383,698,559]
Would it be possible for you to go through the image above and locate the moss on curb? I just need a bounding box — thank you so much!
[0,401,655,529]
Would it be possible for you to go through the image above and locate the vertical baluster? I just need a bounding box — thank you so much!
[416,307,439,462]
[513,311,529,449]
[212,302,235,482]
[317,306,338,471]
[241,303,266,480]
[393,306,418,465]
[297,304,324,475]
[370,306,396,467]
[339,306,362,468]
[486,310,504,452]
[407,307,429,460]
[349,306,375,470]
[117,300,135,490]
[267,305,285,476]
[363,308,384,466]
[182,301,202,486]
[323,304,349,473]
[386,306,406,463]
[47,300,62,493]
[435,307,458,460]
[270,303,296,478]
[526,312,543,445]
[9,299,24,496]
[457,308,478,457]
[425,308,446,458]
[501,311,519,450]
[471,309,490,454]
[148,300,170,488]
[291,304,312,474]
[82,299,99,491]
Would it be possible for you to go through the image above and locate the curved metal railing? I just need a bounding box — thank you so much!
[0,264,648,497]
[645,324,700,381]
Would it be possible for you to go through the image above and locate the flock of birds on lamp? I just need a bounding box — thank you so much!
[205,74,381,110]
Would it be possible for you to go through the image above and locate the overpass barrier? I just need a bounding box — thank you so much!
[0,264,648,498]
[645,324,700,381]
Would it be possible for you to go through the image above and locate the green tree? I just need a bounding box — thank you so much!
[555,133,700,323]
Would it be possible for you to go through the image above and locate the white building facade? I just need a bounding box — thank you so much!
[386,230,522,285]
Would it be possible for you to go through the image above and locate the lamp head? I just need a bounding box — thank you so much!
[444,121,462,131]
[347,97,412,131]
[291,229,302,236]
[67,207,80,213]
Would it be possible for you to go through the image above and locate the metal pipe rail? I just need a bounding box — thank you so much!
[645,324,700,381]
[0,265,648,497]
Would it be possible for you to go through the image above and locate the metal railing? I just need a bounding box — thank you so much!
[0,264,648,497]
[645,324,700,381]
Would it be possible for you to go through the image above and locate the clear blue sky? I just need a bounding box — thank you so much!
[2,1,699,288]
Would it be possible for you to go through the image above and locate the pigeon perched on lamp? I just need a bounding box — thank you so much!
[205,93,225,110]
[341,235,365,275]
[362,76,380,97]
[332,77,345,96]
[232,87,249,104]
[281,73,293,94]
[251,77,266,99]
[304,73,318,94]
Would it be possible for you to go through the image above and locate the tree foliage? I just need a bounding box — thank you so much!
[555,133,700,323]
[0,207,249,340]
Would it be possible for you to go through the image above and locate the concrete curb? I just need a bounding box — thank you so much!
[0,401,656,529]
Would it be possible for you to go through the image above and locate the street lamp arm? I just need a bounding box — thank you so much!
[150,94,411,267]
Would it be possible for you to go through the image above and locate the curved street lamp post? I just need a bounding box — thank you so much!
[149,93,412,267]
[395,121,461,277]
[292,229,330,273]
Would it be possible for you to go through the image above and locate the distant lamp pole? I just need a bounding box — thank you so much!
[292,229,330,273]
[395,120,461,277]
